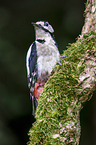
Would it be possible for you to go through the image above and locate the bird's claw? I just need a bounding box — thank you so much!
[58,55,68,66]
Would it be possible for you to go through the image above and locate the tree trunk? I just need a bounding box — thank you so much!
[81,0,96,35]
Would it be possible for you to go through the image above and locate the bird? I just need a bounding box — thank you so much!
[26,21,60,116]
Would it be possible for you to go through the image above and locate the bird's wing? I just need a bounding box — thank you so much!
[26,41,38,115]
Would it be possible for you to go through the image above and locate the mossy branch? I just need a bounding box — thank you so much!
[28,0,96,144]
[28,32,96,145]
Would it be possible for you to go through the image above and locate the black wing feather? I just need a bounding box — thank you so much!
[28,41,38,115]
[29,42,37,74]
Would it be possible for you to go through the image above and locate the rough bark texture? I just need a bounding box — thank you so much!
[28,0,96,144]
[79,51,96,103]
[81,0,96,35]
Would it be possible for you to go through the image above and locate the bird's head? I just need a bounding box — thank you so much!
[32,21,54,33]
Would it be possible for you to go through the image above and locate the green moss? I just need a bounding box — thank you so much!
[28,32,96,145]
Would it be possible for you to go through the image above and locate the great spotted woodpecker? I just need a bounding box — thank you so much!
[26,21,60,115]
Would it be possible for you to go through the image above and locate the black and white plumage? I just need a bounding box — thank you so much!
[26,21,60,115]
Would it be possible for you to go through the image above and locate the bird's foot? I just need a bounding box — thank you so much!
[58,55,68,65]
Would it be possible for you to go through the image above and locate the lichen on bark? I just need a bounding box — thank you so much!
[28,32,96,145]
[81,0,96,35]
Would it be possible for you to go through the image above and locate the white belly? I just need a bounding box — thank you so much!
[37,54,59,77]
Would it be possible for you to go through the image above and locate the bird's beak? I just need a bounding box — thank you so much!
[31,22,36,25]
[31,22,40,28]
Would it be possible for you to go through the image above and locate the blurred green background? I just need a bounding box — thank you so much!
[0,0,96,145]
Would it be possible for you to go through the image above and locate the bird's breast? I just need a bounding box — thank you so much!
[35,37,60,77]
[37,53,59,77]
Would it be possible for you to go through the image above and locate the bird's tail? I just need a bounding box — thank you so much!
[30,92,38,116]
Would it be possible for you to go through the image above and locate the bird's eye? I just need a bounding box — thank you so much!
[44,22,49,26]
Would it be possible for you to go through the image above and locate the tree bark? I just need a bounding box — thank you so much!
[81,0,96,35]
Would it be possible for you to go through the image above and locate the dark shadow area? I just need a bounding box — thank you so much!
[8,115,36,145]
[80,90,96,145]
